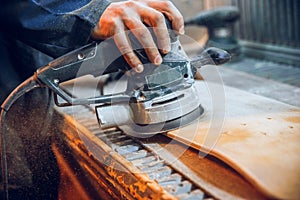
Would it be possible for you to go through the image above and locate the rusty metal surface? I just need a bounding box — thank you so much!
[56,106,206,199]
[54,105,268,200]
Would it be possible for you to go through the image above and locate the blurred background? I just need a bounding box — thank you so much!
[174,0,300,66]
[172,0,300,106]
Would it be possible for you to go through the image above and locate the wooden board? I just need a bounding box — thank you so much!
[167,81,300,199]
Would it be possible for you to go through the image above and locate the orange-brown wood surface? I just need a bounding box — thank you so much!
[167,81,300,199]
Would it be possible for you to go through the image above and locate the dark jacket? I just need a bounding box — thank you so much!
[0,1,111,199]
[0,0,111,102]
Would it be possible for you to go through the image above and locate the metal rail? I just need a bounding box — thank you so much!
[57,105,213,200]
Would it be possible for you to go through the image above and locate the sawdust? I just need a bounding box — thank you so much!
[285,116,300,124]
[219,129,252,144]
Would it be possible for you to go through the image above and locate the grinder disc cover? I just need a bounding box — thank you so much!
[119,105,204,137]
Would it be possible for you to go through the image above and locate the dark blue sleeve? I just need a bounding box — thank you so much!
[1,0,111,58]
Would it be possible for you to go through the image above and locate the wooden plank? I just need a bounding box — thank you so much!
[167,81,300,199]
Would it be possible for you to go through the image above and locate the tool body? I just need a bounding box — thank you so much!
[185,6,240,56]
[2,21,230,135]
[34,27,229,135]
[0,19,230,200]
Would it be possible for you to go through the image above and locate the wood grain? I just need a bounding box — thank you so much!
[167,81,300,199]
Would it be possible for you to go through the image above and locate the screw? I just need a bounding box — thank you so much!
[53,79,59,84]
[77,53,85,60]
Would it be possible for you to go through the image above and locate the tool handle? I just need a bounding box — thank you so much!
[36,18,177,106]
[37,18,176,82]
[185,6,240,27]
[190,47,231,69]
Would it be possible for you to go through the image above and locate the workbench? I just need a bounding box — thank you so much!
[2,59,299,200]
[51,64,299,200]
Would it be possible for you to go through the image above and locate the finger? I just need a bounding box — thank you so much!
[140,9,171,54]
[148,1,185,35]
[125,18,162,65]
[114,30,144,73]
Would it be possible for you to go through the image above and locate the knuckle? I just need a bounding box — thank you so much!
[162,0,173,9]
[128,55,138,65]
[123,17,138,28]
[174,15,184,25]
[137,28,150,39]
[175,12,184,21]
[153,12,165,25]
[118,45,132,54]
[124,52,139,65]
[124,0,137,8]
[97,19,118,38]
[107,3,122,14]
[160,36,170,44]
[105,18,118,29]
[145,47,159,58]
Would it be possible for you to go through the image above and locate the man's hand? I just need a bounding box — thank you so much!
[91,0,184,73]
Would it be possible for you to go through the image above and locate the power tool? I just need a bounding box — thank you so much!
[185,6,240,56]
[2,22,230,136]
[0,18,230,200]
